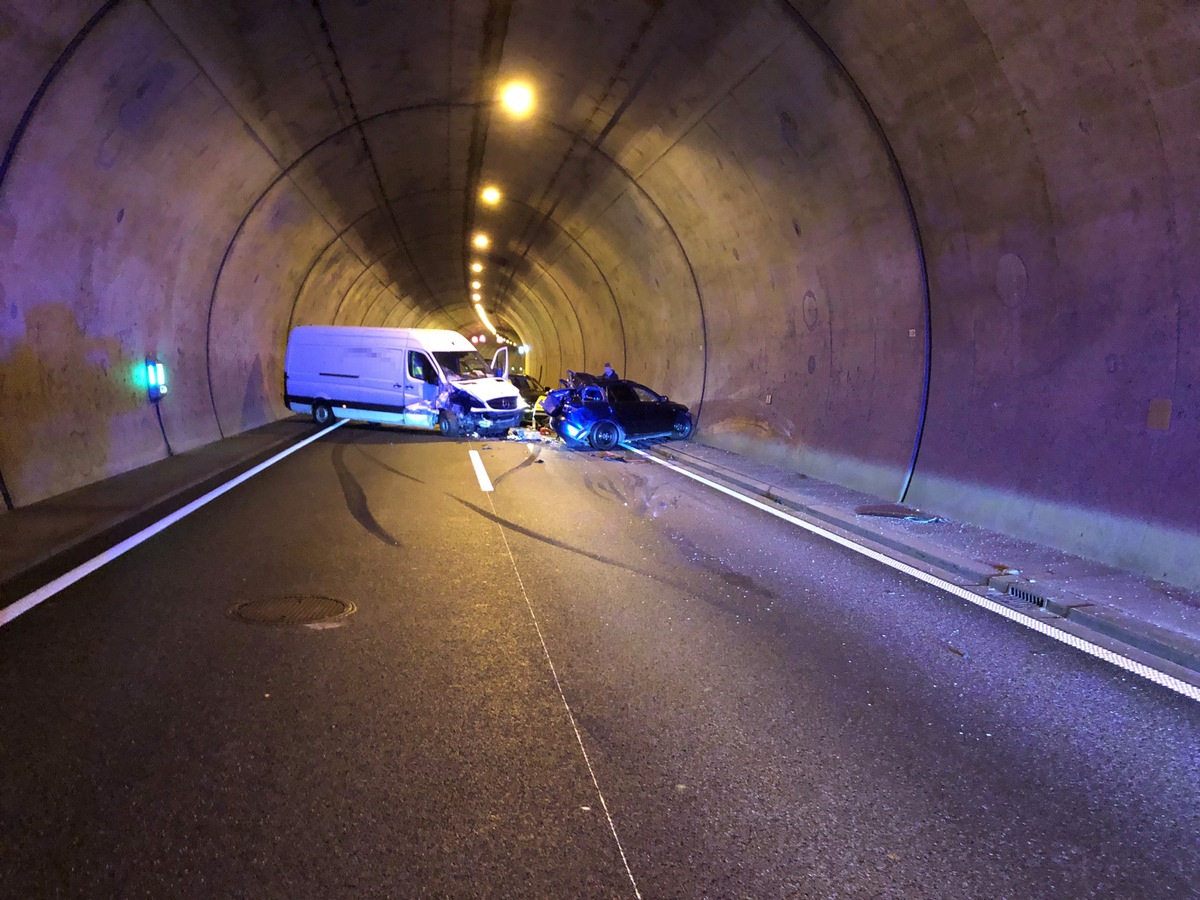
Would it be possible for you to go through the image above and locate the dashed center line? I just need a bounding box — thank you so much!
[468,449,494,492]
[484,484,642,898]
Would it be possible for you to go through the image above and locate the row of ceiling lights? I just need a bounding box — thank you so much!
[470,81,535,351]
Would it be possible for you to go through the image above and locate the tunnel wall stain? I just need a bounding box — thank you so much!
[0,0,274,505]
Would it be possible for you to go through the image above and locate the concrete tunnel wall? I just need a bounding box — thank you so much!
[0,1,1196,588]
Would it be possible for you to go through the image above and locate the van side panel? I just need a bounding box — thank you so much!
[284,328,412,424]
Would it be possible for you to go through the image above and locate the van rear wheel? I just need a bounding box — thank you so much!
[313,402,334,426]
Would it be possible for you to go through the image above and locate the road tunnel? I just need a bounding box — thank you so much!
[1,0,1196,586]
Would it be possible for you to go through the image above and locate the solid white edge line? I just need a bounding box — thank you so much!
[625,445,1200,704]
[468,449,494,492]
[0,420,348,628]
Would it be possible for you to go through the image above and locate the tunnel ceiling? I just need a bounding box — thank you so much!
[3,0,1199,589]
[140,0,784,340]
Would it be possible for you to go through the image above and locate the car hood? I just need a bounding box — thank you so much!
[452,377,523,403]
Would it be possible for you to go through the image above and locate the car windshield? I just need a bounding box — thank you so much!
[517,375,546,393]
[433,350,491,381]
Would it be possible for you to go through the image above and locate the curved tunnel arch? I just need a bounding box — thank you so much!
[775,0,932,500]
[300,193,614,377]
[0,2,933,509]
[200,103,477,436]
[1,0,1197,587]
[204,102,669,439]
[285,206,404,336]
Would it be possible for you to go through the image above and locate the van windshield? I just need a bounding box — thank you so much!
[433,350,492,381]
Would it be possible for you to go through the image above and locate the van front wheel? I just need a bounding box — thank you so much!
[438,411,458,437]
[313,402,334,426]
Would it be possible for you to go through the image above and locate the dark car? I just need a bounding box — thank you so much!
[543,376,693,449]
[508,373,549,427]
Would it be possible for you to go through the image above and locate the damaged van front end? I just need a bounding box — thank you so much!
[438,379,524,437]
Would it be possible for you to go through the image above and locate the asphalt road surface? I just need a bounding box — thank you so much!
[2,426,1197,898]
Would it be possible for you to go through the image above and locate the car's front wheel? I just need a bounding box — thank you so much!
[672,413,693,439]
[589,420,621,450]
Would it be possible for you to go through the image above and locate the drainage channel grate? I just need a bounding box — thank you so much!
[1007,583,1048,608]
[231,595,356,626]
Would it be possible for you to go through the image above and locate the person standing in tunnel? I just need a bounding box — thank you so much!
[602,362,619,380]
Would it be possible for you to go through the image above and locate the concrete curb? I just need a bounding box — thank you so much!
[648,443,1200,680]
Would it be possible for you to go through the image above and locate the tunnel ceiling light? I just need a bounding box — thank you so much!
[470,262,484,273]
[480,186,502,205]
[474,302,497,336]
[471,280,481,290]
[471,292,481,301]
[472,233,490,249]
[499,81,534,118]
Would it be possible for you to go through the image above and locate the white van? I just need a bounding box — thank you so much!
[284,326,524,436]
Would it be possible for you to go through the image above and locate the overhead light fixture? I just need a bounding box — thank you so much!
[470,262,483,273]
[471,292,481,301]
[472,233,490,249]
[480,186,501,205]
[474,302,497,336]
[471,280,481,290]
[499,81,534,118]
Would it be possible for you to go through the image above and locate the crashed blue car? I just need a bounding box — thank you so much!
[542,373,694,450]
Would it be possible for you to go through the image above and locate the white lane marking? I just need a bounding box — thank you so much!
[626,445,1200,704]
[0,420,348,629]
[486,491,642,899]
[468,449,494,492]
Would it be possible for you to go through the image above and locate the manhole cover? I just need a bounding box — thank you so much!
[231,595,356,626]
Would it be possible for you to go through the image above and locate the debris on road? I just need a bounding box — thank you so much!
[856,502,944,524]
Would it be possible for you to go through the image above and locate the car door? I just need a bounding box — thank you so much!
[490,346,509,379]
[604,381,647,435]
[629,382,674,433]
[405,349,440,412]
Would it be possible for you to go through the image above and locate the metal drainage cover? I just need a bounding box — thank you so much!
[231,595,356,626]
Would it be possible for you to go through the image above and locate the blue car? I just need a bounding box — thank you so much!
[543,374,694,450]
